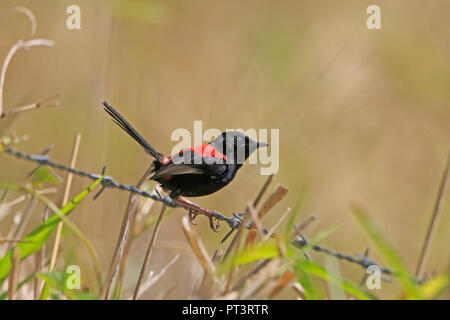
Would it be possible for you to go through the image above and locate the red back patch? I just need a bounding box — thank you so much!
[165,144,227,163]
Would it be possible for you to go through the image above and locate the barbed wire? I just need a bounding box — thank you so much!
[4,146,402,282]
[4,147,239,226]
[292,235,395,283]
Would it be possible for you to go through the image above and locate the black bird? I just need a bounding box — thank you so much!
[103,101,268,230]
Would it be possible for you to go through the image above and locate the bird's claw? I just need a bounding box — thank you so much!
[208,210,220,232]
[188,208,199,225]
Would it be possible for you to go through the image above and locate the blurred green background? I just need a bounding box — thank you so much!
[0,0,449,299]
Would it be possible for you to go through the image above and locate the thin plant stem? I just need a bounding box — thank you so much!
[102,165,153,299]
[130,254,179,300]
[133,204,167,300]
[0,95,59,118]
[8,247,21,300]
[221,176,274,293]
[34,208,49,300]
[0,39,54,115]
[48,133,81,272]
[223,175,274,260]
[415,151,450,279]
[6,196,38,251]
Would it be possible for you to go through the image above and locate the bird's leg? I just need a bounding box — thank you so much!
[173,197,221,232]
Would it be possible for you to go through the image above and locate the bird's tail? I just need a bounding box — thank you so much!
[103,101,166,162]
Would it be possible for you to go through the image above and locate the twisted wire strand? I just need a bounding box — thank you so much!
[5,147,236,225]
[4,147,401,280]
[292,237,395,276]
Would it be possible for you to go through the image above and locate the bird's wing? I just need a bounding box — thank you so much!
[151,149,227,180]
[151,164,205,180]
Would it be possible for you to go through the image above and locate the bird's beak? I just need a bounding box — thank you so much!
[257,142,269,148]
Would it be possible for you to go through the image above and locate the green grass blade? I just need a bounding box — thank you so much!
[0,177,103,287]
[293,265,323,300]
[0,186,9,205]
[31,189,103,286]
[296,258,377,300]
[285,185,308,236]
[219,242,294,275]
[36,271,98,300]
[352,205,422,299]
[31,166,62,189]
[234,243,283,265]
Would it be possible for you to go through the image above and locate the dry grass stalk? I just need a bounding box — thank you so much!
[223,267,237,295]
[0,37,55,115]
[222,210,253,294]
[114,188,156,298]
[257,184,289,218]
[0,188,58,220]
[211,249,223,264]
[245,184,289,246]
[274,234,288,258]
[133,204,167,300]
[247,202,265,239]
[254,280,279,300]
[102,165,153,299]
[0,187,56,222]
[0,6,54,115]
[8,246,21,300]
[48,133,81,273]
[134,185,156,225]
[291,282,306,300]
[35,208,49,299]
[152,240,194,257]
[415,151,450,279]
[214,291,239,300]
[6,196,38,252]
[267,270,295,299]
[261,207,291,243]
[239,258,282,299]
[181,216,219,298]
[290,214,317,245]
[34,248,42,300]
[296,214,317,233]
[1,95,60,118]
[223,174,275,260]
[129,253,179,300]
[182,216,215,275]
[231,259,270,291]
[252,174,274,207]
[196,268,218,299]
[222,175,276,293]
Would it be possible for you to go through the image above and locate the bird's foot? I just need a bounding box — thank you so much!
[173,196,221,232]
[206,210,220,232]
[188,208,199,225]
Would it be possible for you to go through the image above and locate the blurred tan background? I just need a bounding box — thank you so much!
[0,0,449,299]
